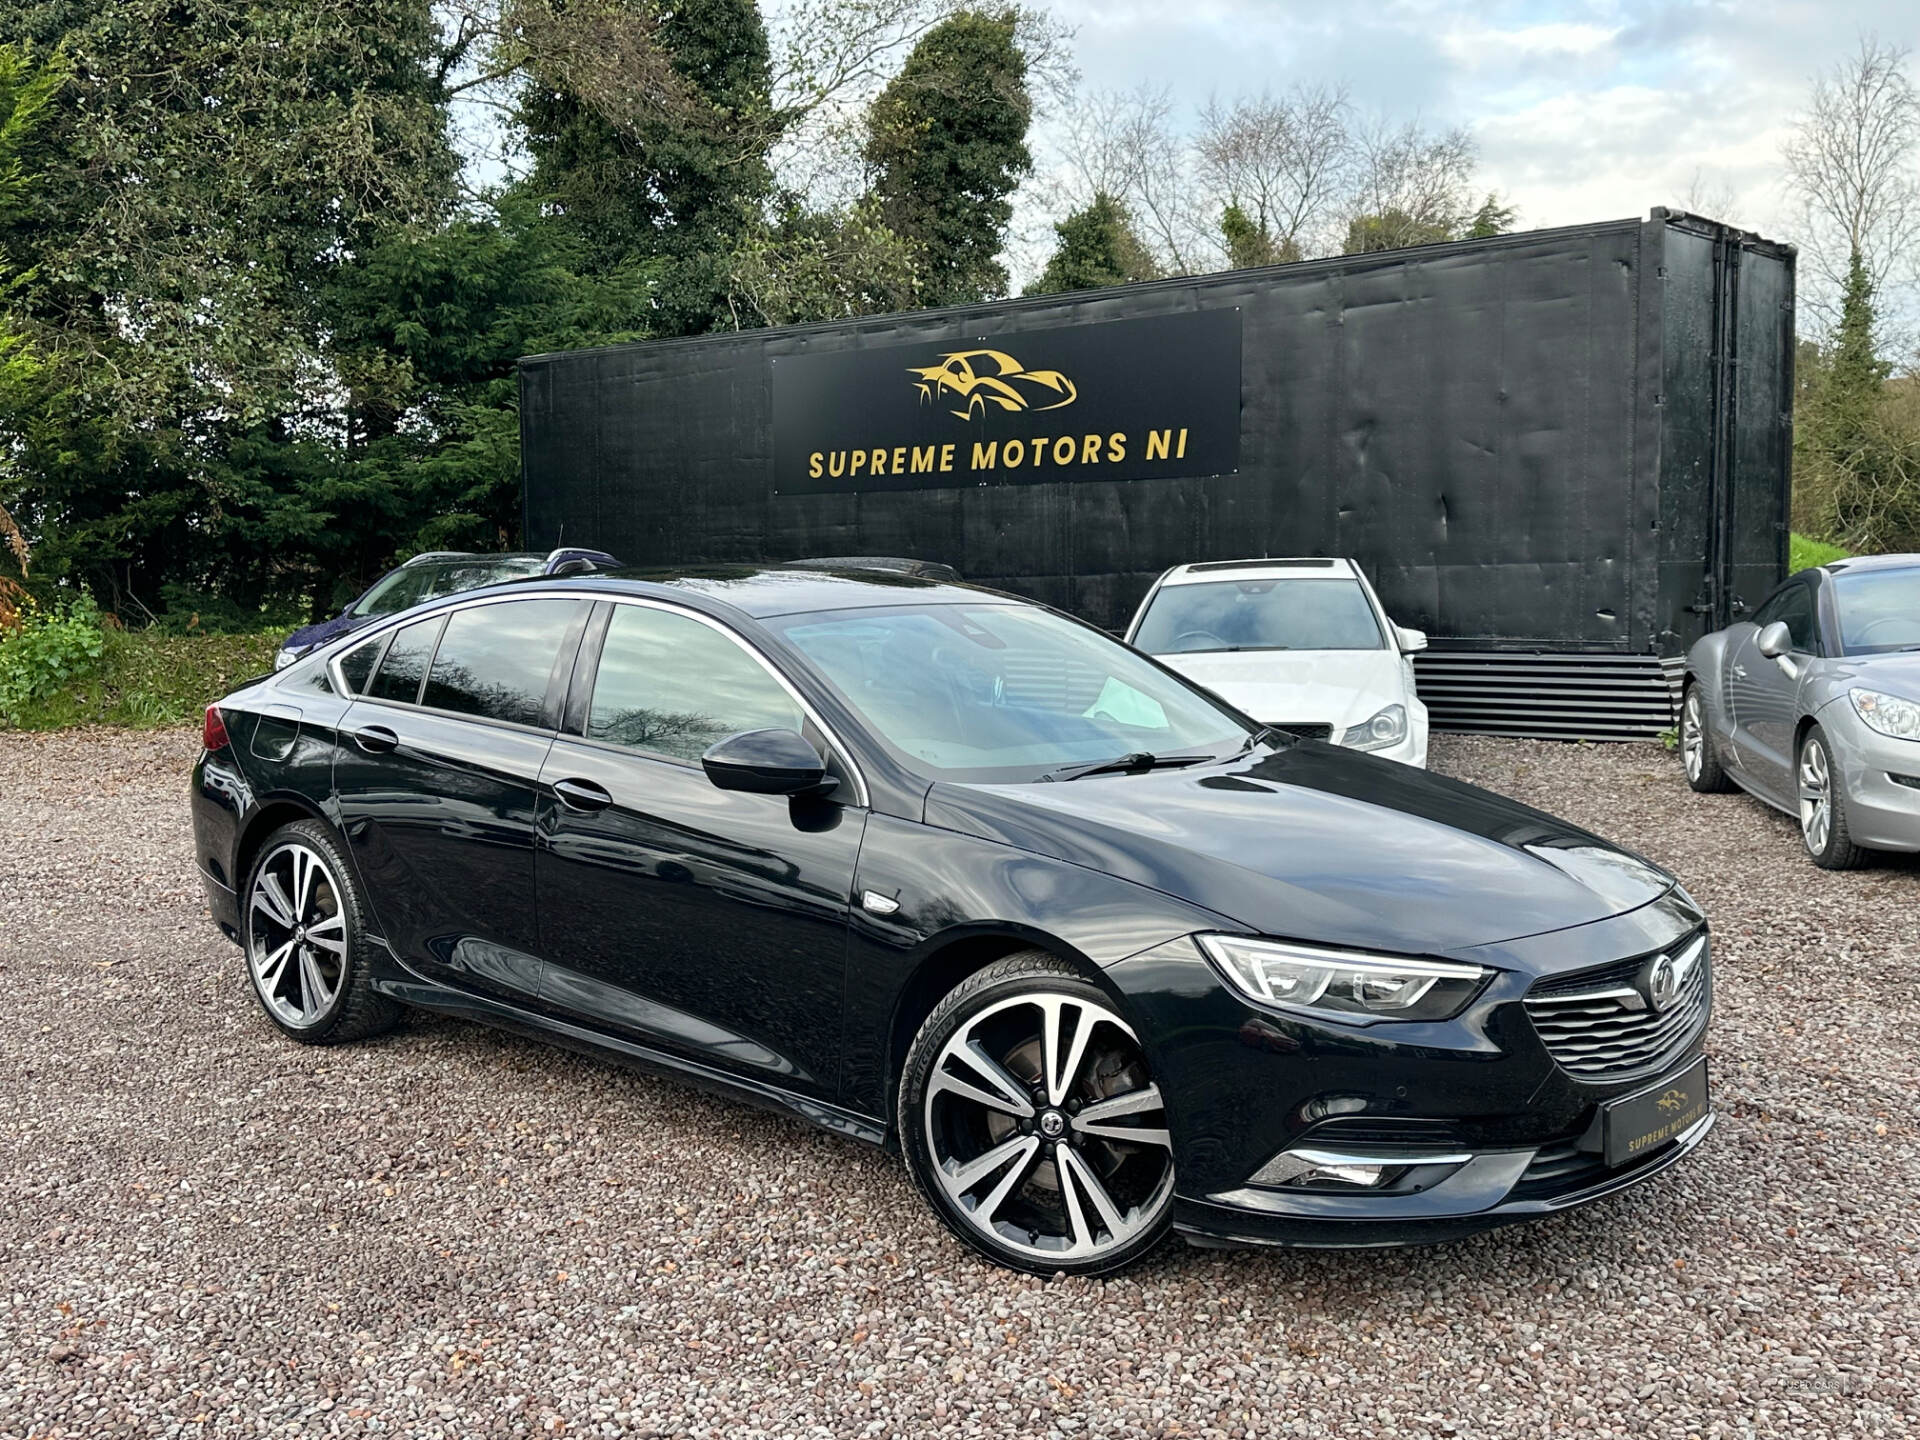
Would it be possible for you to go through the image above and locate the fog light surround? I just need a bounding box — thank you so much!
[1249,1146,1473,1192]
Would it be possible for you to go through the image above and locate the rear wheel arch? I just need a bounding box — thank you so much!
[234,795,335,902]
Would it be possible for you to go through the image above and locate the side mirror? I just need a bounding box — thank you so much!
[1755,621,1792,659]
[1396,626,1429,654]
[701,729,833,797]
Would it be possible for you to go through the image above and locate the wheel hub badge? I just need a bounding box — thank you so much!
[1039,1109,1066,1139]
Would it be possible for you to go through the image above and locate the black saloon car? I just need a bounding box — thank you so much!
[192,568,1714,1274]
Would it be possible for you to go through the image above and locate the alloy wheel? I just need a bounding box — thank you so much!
[922,992,1174,1266]
[1798,736,1833,856]
[1681,691,1705,782]
[247,841,347,1027]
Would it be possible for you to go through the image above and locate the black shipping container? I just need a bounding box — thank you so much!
[519,210,1794,739]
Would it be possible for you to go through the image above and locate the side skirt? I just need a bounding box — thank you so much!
[362,941,888,1147]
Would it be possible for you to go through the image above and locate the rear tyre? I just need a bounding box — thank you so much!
[1680,683,1734,793]
[241,819,401,1043]
[898,952,1175,1276]
[1797,727,1870,870]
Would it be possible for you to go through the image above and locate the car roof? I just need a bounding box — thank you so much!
[497,565,1005,619]
[1159,557,1359,585]
[1824,553,1920,575]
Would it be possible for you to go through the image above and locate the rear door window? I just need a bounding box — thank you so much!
[365,616,445,705]
[422,599,584,727]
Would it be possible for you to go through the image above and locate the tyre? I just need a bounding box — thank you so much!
[241,819,401,1043]
[1680,682,1734,793]
[1796,726,1870,870]
[897,952,1175,1276]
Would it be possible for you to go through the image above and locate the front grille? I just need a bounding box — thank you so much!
[1270,721,1333,741]
[1523,935,1710,1079]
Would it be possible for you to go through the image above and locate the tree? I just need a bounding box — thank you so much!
[1028,192,1158,295]
[725,200,918,325]
[1196,86,1350,262]
[514,0,777,335]
[1053,84,1208,276]
[1782,36,1920,335]
[864,9,1033,306]
[1342,117,1487,253]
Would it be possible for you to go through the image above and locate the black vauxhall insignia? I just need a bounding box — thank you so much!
[191,567,1715,1274]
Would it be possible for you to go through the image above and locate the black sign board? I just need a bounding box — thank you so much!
[771,309,1241,495]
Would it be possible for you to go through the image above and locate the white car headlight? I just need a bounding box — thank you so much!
[1196,935,1488,1023]
[273,647,301,671]
[1850,688,1920,741]
[1340,704,1407,752]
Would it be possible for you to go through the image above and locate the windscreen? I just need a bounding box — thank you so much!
[1133,577,1385,655]
[350,559,545,617]
[773,603,1249,781]
[1833,567,1920,654]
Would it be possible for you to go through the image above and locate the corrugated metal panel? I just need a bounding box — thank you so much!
[1415,652,1679,740]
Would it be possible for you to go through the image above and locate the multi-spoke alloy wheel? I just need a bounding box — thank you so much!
[1680,683,1732,793]
[901,956,1174,1274]
[1798,737,1832,855]
[242,820,399,1043]
[1796,727,1867,870]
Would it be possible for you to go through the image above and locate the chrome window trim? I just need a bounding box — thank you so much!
[586,595,871,810]
[323,589,873,808]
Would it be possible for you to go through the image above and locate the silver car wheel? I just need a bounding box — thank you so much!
[1798,735,1833,856]
[1681,691,1706,782]
[247,840,347,1027]
[923,993,1174,1266]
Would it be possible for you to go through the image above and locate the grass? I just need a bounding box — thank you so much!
[1,626,282,730]
[1790,532,1852,572]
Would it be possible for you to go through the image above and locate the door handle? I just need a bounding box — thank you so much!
[552,777,613,813]
[353,725,399,754]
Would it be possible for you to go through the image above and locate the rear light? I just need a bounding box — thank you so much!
[203,705,231,752]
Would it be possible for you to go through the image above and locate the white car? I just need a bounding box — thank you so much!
[1125,558,1431,767]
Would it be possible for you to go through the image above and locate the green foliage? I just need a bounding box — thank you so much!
[1343,193,1513,255]
[1792,254,1920,554]
[1029,193,1160,295]
[0,619,281,730]
[1791,533,1852,571]
[0,591,106,724]
[1219,203,1301,270]
[727,200,919,325]
[1464,194,1517,239]
[865,9,1033,307]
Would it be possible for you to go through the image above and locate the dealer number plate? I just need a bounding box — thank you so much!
[1603,1057,1709,1167]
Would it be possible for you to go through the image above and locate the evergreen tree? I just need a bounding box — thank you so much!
[865,10,1032,306]
[517,0,775,336]
[1029,193,1158,295]
[1220,203,1301,270]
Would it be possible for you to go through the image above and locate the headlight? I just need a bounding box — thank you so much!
[1340,704,1407,752]
[273,647,301,671]
[1851,688,1920,741]
[1196,935,1488,1023]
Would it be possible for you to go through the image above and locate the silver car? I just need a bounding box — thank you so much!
[1681,554,1920,868]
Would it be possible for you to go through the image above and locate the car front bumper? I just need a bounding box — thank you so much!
[1828,713,1920,852]
[1110,895,1712,1248]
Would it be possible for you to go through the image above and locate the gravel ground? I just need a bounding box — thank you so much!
[1,727,1915,1439]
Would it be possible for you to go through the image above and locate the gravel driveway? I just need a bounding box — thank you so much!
[2,729,1915,1439]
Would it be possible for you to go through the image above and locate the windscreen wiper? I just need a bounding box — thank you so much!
[1038,750,1219,783]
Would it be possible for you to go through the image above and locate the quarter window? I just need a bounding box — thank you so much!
[366,616,445,705]
[588,606,804,762]
[422,599,583,727]
[337,636,383,694]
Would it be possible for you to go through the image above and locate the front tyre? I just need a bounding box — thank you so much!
[1797,727,1869,870]
[242,819,400,1043]
[898,953,1175,1276]
[1681,683,1734,793]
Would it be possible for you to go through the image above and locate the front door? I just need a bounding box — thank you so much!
[1726,580,1817,800]
[333,597,588,1002]
[535,601,865,1100]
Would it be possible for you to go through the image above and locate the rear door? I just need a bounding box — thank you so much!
[534,600,866,1100]
[332,597,589,1002]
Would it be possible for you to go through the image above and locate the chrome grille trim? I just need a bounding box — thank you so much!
[1523,935,1710,1079]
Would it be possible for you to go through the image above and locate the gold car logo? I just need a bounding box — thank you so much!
[908,349,1078,420]
[1656,1088,1688,1112]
